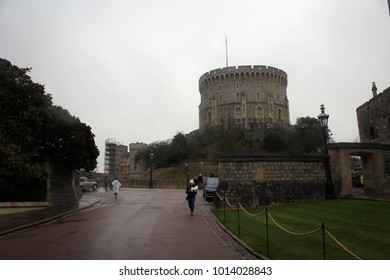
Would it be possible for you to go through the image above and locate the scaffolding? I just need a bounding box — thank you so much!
[104,138,127,177]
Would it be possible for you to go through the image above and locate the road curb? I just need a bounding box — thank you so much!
[210,209,269,260]
[0,198,102,237]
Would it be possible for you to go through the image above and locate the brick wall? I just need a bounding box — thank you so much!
[217,155,326,207]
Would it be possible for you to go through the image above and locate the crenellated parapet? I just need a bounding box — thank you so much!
[199,65,287,91]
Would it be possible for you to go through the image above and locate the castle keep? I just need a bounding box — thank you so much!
[198,65,290,129]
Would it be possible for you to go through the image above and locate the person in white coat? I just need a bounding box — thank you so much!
[111,178,121,199]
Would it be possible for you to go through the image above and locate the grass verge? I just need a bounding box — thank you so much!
[214,199,390,260]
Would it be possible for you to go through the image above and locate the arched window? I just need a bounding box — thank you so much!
[256,106,263,121]
[277,108,282,121]
[235,106,242,120]
[207,111,212,124]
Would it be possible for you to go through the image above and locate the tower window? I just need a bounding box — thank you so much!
[369,126,378,140]
[235,106,242,119]
[256,106,263,120]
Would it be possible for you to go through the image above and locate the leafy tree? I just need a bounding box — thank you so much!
[0,58,51,187]
[294,117,322,154]
[264,130,286,152]
[43,105,99,170]
[0,58,99,192]
[169,132,189,164]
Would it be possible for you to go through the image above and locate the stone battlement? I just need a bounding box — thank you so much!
[199,65,287,90]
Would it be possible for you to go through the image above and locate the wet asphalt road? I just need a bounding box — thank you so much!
[0,188,242,260]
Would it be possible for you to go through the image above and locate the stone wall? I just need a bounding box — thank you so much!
[384,150,390,190]
[217,155,326,207]
[356,87,390,144]
[122,179,186,190]
[45,162,81,207]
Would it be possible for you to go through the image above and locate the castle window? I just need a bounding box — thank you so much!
[369,126,378,140]
[219,94,222,103]
[236,92,240,101]
[235,106,242,119]
[207,111,212,124]
[208,97,211,106]
[257,92,260,100]
[219,84,222,91]
[256,106,263,120]
[277,108,282,121]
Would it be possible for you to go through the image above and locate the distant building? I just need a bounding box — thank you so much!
[198,65,290,129]
[129,142,148,178]
[104,139,128,178]
[120,152,131,180]
[356,83,390,144]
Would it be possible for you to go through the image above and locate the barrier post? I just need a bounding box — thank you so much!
[266,207,269,258]
[223,195,226,225]
[322,222,326,260]
[217,195,220,218]
[237,200,241,238]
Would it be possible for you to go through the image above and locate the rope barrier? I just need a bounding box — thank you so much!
[225,196,237,208]
[268,213,322,236]
[325,229,362,260]
[215,194,362,259]
[238,202,265,217]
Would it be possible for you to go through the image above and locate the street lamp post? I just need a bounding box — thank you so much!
[185,162,189,186]
[317,104,335,199]
[149,153,154,188]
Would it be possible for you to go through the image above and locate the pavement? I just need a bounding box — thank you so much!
[0,186,389,250]
[0,194,102,236]
[0,188,262,260]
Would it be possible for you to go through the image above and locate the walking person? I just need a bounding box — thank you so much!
[104,175,110,192]
[197,174,203,190]
[186,179,198,216]
[112,178,121,199]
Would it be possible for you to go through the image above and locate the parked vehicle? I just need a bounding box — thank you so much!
[203,176,219,201]
[80,176,98,191]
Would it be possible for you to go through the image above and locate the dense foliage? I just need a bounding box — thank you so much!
[0,58,99,189]
[136,119,324,169]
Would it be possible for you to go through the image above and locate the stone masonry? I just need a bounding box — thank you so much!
[356,84,390,144]
[199,65,289,129]
[217,155,326,207]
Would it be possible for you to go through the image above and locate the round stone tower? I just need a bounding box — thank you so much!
[198,65,289,129]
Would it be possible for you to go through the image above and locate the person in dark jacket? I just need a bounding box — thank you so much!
[186,179,198,216]
[197,174,203,190]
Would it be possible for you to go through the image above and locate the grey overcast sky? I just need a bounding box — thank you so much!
[1,0,389,171]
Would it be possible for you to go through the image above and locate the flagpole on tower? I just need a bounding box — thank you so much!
[225,37,229,67]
